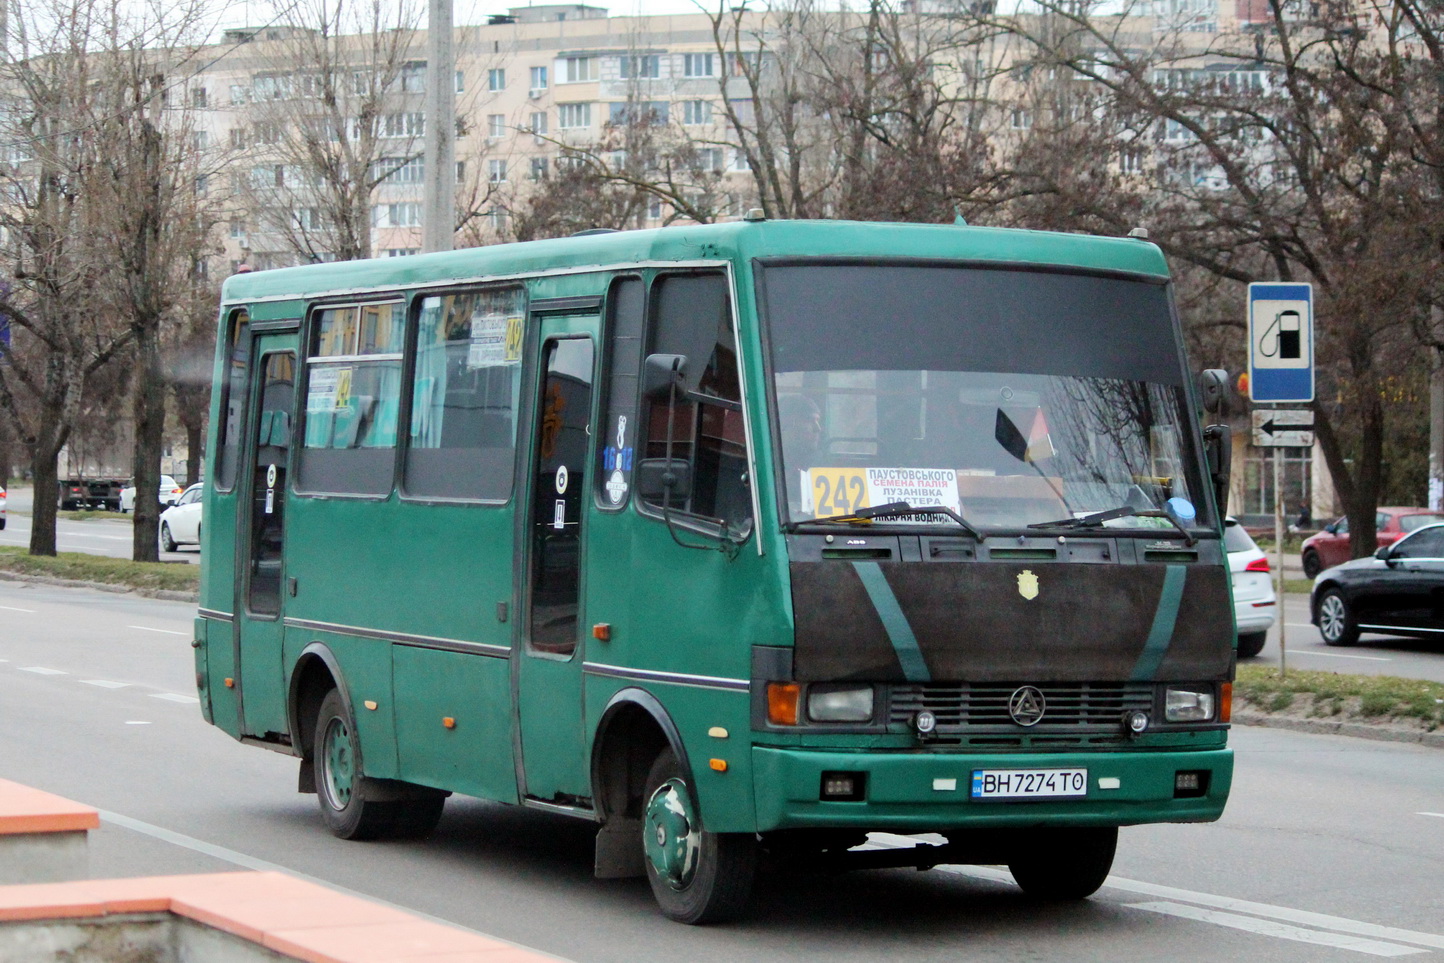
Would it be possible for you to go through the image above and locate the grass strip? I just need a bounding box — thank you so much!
[0,546,198,594]
[1235,665,1444,730]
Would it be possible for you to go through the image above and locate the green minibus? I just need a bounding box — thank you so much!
[194,218,1236,923]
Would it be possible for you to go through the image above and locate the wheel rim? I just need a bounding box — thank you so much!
[1319,594,1345,641]
[644,776,700,890]
[320,717,355,810]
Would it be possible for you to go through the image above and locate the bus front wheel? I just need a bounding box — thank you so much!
[1007,827,1117,900]
[642,748,756,924]
[314,689,444,840]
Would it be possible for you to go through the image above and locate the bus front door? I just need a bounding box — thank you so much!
[234,345,295,740]
[516,318,598,803]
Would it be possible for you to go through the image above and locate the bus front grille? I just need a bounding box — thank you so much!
[888,682,1154,731]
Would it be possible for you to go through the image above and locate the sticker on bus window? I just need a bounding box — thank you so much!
[307,367,341,412]
[468,313,524,369]
[804,467,961,522]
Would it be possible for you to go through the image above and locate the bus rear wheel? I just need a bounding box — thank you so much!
[1007,827,1117,900]
[642,748,756,924]
[314,689,444,840]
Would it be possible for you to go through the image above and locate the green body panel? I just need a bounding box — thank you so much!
[752,746,1233,831]
[199,220,1226,841]
[192,618,212,724]
[392,646,516,802]
[281,629,398,775]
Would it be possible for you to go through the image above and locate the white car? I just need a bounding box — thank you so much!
[121,475,184,513]
[1225,517,1276,658]
[159,483,204,552]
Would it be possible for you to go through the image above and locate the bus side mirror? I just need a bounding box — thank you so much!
[1202,423,1231,517]
[1197,369,1228,415]
[643,353,687,402]
[636,458,692,502]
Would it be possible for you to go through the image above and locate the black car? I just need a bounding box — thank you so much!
[1311,522,1444,646]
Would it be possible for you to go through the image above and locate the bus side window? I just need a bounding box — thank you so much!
[641,273,750,531]
[215,310,250,491]
[596,276,644,511]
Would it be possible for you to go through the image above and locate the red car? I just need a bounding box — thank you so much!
[1300,507,1444,577]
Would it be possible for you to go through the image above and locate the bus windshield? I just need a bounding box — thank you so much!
[759,262,1207,532]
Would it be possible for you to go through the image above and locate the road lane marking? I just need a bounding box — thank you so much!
[127,625,189,636]
[937,865,1444,951]
[1292,652,1392,661]
[0,605,36,612]
[82,680,131,689]
[124,721,152,725]
[149,693,199,704]
[20,666,67,675]
[1419,812,1444,819]
[1128,902,1424,956]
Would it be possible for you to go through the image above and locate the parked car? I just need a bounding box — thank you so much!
[120,475,185,513]
[1226,517,1275,658]
[1300,507,1444,578]
[0,483,6,530]
[159,483,204,552]
[1311,522,1444,646]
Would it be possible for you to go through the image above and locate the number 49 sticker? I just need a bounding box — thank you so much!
[806,468,869,517]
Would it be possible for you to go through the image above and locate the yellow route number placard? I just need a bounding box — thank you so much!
[806,468,870,518]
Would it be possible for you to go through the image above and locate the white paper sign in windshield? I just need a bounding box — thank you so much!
[802,467,961,522]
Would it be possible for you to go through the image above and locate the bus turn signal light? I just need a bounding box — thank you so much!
[1221,682,1232,723]
[767,683,800,725]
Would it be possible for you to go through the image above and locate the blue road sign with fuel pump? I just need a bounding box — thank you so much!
[1248,282,1313,403]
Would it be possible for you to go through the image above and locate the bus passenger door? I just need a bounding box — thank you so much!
[516,317,598,803]
[234,345,295,739]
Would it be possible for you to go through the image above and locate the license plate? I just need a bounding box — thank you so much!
[970,768,1088,800]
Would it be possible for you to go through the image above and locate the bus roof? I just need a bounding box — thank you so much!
[219,219,1171,305]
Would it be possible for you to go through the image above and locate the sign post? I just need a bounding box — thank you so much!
[1248,283,1314,679]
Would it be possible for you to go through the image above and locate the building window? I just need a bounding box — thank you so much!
[1011,107,1032,129]
[619,55,660,79]
[228,84,249,105]
[682,100,712,125]
[692,147,723,172]
[229,127,247,149]
[530,65,548,90]
[456,70,465,93]
[558,102,591,129]
[383,112,424,138]
[401,62,427,93]
[380,156,424,183]
[488,114,507,138]
[191,87,208,108]
[529,111,549,135]
[489,68,506,91]
[1119,148,1144,174]
[385,248,420,257]
[488,159,508,183]
[684,53,715,78]
[375,202,422,228]
[560,56,597,83]
[530,157,549,180]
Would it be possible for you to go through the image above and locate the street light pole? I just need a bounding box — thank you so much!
[422,0,455,253]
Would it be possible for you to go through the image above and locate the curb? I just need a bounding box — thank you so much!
[1234,711,1444,749]
[0,569,198,604]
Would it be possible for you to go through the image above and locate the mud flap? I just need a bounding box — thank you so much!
[595,819,644,878]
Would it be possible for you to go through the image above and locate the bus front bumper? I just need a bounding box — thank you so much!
[751,746,1233,833]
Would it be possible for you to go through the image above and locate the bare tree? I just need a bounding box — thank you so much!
[231,0,426,263]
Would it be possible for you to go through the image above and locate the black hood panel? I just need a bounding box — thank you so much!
[790,560,1232,683]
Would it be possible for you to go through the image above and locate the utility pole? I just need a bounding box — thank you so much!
[422,0,455,253]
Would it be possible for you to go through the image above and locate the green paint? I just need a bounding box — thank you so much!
[852,562,931,682]
[1131,565,1188,681]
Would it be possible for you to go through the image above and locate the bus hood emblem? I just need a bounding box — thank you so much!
[1008,686,1047,726]
[1017,569,1039,600]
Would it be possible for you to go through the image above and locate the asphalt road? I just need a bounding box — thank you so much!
[1246,593,1444,683]
[1,581,1442,962]
[0,485,197,565]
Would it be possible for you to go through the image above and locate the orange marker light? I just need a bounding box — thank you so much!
[710,758,728,772]
[442,716,456,729]
[224,678,235,688]
[592,623,611,641]
[767,682,800,726]
[1220,682,1232,724]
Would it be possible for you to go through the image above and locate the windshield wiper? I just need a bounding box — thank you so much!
[810,501,983,540]
[1028,505,1196,546]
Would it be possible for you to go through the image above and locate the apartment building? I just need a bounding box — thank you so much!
[192,4,759,272]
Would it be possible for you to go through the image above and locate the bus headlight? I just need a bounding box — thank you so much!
[807,685,874,723]
[1165,686,1216,723]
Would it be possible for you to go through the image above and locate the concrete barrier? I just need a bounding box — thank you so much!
[0,871,569,962]
[0,780,99,884]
